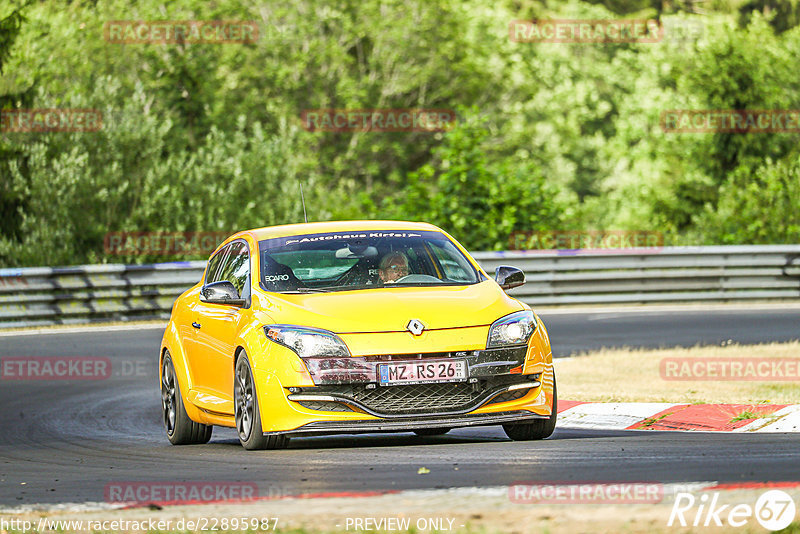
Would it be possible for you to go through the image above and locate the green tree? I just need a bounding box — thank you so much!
[0,79,324,266]
[388,111,564,250]
[0,1,35,255]
[691,153,800,244]
[739,0,800,33]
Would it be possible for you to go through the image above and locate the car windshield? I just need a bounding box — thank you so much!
[259,230,482,292]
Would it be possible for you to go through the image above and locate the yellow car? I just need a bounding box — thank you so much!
[159,221,556,450]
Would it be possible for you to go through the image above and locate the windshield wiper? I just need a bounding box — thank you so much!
[280,287,332,294]
[280,282,466,294]
[281,284,377,293]
[312,284,380,292]
[392,281,464,286]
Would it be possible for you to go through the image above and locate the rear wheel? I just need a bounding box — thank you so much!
[161,352,212,445]
[234,351,289,451]
[413,428,451,436]
[503,375,557,441]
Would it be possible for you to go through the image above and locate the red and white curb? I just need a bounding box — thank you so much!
[557,401,800,432]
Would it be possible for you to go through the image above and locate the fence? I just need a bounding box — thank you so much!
[1,246,799,328]
[475,245,800,306]
[0,261,206,329]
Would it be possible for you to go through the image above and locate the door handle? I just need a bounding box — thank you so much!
[192,322,201,329]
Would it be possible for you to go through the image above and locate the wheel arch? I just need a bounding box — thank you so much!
[233,344,247,372]
[160,321,204,423]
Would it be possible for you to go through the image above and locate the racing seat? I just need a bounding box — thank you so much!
[337,256,381,286]
[262,255,305,292]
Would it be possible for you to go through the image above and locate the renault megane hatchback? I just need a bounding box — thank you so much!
[159,221,556,450]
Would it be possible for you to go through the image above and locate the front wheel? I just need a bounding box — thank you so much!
[161,352,212,445]
[234,351,289,451]
[503,375,557,441]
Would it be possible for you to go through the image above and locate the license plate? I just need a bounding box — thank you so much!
[378,359,467,386]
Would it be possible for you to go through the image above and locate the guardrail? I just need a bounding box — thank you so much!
[0,261,206,329]
[476,245,800,306]
[1,245,799,328]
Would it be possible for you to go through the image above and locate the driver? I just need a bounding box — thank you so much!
[378,251,409,284]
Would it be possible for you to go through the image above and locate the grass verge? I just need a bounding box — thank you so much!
[557,341,800,404]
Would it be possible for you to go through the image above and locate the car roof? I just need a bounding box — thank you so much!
[230,220,444,244]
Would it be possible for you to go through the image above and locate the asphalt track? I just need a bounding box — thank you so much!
[1,307,799,507]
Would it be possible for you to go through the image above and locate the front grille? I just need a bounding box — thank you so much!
[293,375,533,416]
[362,382,477,413]
[297,400,354,412]
[486,388,529,405]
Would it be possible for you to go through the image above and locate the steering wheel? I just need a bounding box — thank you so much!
[391,274,441,284]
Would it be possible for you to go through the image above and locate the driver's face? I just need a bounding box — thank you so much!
[380,260,408,283]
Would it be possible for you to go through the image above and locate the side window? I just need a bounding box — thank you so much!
[205,248,228,285]
[215,241,250,296]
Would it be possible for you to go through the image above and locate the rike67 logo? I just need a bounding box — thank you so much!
[669,490,796,531]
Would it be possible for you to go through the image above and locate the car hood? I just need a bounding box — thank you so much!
[256,280,525,334]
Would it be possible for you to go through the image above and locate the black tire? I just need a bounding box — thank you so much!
[413,428,451,436]
[234,351,289,451]
[161,352,212,445]
[502,375,557,441]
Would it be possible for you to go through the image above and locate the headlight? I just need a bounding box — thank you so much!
[487,310,537,348]
[264,325,350,358]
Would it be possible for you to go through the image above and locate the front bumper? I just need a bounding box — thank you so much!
[252,357,555,434]
[288,346,535,418]
[252,322,555,434]
[287,374,541,418]
[277,410,549,437]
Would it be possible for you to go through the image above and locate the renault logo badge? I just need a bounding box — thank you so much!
[406,319,425,336]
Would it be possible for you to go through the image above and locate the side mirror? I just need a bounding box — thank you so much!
[495,265,526,291]
[200,280,245,307]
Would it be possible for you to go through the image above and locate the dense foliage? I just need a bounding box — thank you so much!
[1,0,798,266]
